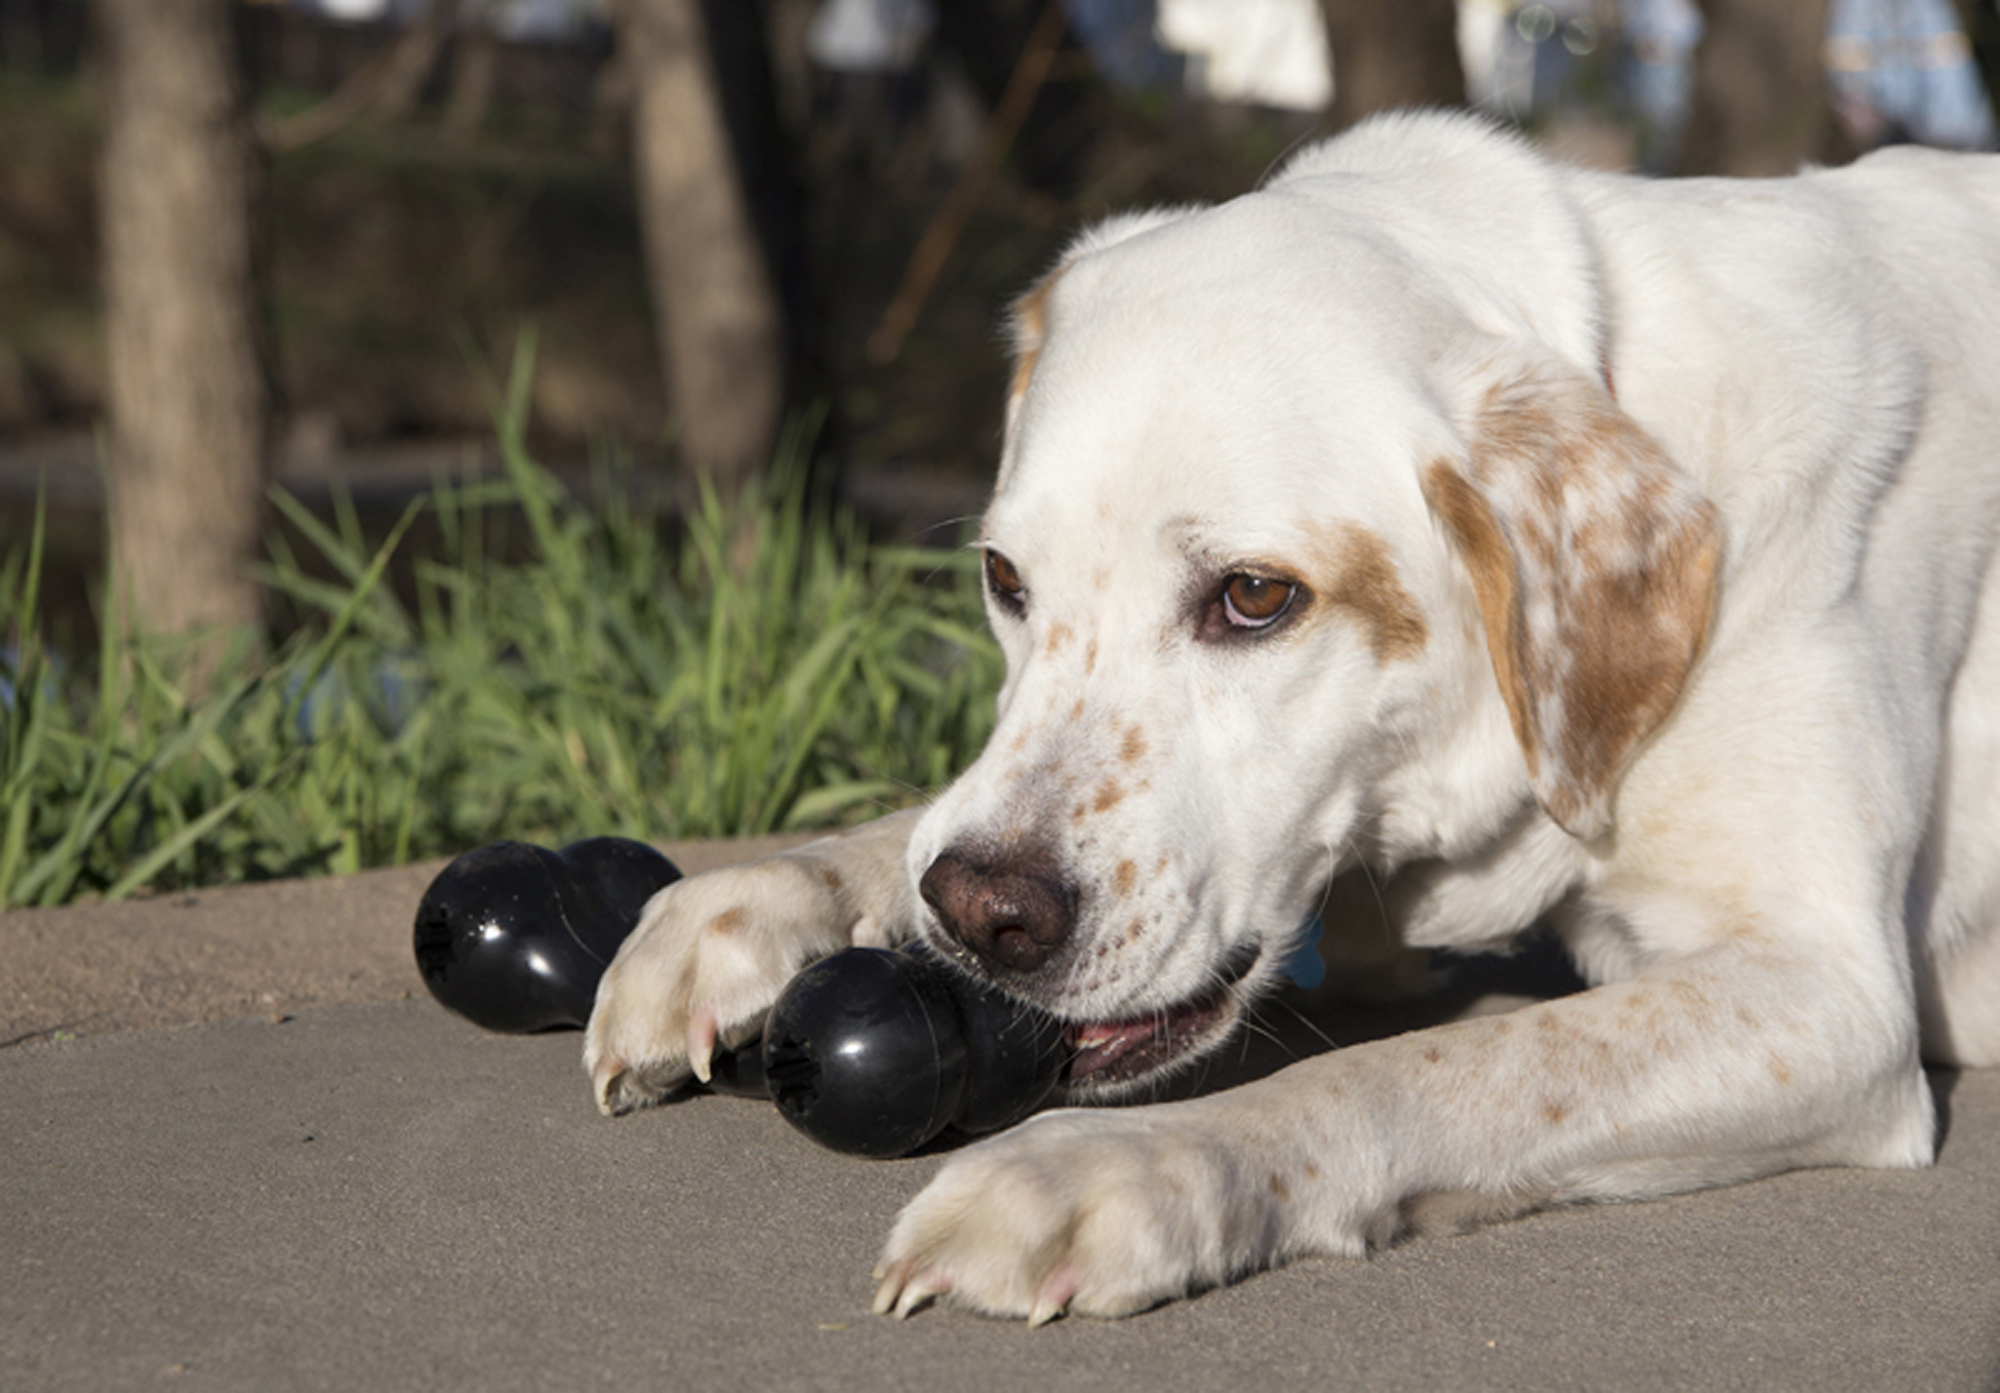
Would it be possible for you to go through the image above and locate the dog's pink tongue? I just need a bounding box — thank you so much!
[1065,1020,1157,1080]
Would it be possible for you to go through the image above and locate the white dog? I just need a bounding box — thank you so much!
[586,112,2000,1323]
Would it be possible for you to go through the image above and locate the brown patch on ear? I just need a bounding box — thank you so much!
[1422,362,1722,838]
[1421,462,1536,751]
[1305,522,1429,662]
[1007,267,1065,408]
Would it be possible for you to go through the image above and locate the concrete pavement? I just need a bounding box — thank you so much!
[3,843,1997,1391]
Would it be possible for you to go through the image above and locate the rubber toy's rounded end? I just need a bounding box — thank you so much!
[413,838,681,1033]
[761,948,968,1157]
[760,945,1066,1156]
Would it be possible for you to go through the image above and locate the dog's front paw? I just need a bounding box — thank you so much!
[871,1107,1284,1324]
[584,858,850,1115]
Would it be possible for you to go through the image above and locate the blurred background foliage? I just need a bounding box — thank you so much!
[1,341,1004,906]
[2,0,1995,901]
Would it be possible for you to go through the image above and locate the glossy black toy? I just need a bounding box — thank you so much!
[761,945,1066,1158]
[412,838,1067,1155]
[413,837,682,1034]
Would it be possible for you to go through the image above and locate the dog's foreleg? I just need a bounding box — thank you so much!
[874,934,1935,1322]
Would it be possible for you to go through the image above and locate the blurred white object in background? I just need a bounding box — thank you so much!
[1156,0,1333,110]
[317,0,392,20]
[806,0,935,74]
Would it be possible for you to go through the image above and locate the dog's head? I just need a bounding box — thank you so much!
[908,117,1721,1096]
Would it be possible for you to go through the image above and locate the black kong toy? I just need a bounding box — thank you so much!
[760,944,1066,1158]
[413,837,683,1034]
[412,838,1067,1156]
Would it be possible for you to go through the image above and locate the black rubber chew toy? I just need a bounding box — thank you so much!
[412,839,1066,1156]
[413,837,683,1035]
[760,944,1066,1158]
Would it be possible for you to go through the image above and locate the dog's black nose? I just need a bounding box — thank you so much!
[919,844,1078,973]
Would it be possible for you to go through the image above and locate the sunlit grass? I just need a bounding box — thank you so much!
[0,350,1000,908]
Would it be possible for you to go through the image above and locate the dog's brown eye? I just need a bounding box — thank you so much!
[1222,574,1297,628]
[985,549,1026,613]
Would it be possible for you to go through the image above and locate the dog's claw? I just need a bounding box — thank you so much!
[591,1059,626,1115]
[872,1260,949,1320]
[592,1055,694,1116]
[869,1266,903,1317]
[685,1008,718,1085]
[893,1278,943,1320]
[1029,1264,1081,1327]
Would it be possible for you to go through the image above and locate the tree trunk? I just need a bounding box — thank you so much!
[5,0,46,72]
[94,0,270,670]
[1318,0,1466,130]
[1678,0,1834,175]
[375,0,456,124]
[931,0,1097,197]
[614,0,785,493]
[443,6,499,145]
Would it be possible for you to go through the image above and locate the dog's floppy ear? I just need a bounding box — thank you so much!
[1421,360,1722,840]
[1004,266,1063,432]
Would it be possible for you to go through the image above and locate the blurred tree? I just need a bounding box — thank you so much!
[375,0,456,122]
[1316,0,1465,129]
[260,0,456,152]
[932,0,1097,197]
[1679,0,1837,174]
[869,0,1068,365]
[4,0,45,72]
[93,0,271,671]
[444,0,500,144]
[612,0,786,493]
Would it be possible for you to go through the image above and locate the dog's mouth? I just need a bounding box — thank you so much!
[1058,943,1260,1093]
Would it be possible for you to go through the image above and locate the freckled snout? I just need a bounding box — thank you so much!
[919,844,1078,973]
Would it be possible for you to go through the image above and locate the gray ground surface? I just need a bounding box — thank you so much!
[3,842,1997,1391]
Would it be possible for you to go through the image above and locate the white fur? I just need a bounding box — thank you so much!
[587,112,2000,1322]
